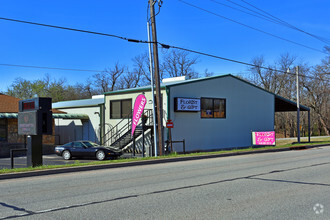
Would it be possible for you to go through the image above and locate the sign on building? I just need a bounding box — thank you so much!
[174,98,200,112]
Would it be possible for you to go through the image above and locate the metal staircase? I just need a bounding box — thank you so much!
[102,109,154,153]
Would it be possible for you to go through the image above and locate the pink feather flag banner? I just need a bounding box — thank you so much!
[131,94,147,136]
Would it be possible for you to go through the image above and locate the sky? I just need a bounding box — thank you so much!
[0,0,329,92]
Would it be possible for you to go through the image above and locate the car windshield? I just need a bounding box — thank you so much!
[63,142,72,147]
[82,141,99,148]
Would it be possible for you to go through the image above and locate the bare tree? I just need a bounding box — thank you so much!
[92,62,125,93]
[118,71,142,89]
[248,52,330,137]
[161,49,199,79]
[132,52,153,85]
[301,56,330,135]
[203,69,214,77]
[248,54,297,95]
[64,81,98,100]
[248,54,300,137]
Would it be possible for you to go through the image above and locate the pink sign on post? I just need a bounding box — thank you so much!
[131,94,147,136]
[252,131,276,146]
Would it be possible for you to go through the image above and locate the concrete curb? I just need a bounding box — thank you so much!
[1,144,328,180]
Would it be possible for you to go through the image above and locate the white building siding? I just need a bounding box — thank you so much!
[168,76,275,151]
[54,106,101,144]
[104,90,168,127]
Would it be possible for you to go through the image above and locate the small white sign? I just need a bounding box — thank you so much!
[175,98,200,112]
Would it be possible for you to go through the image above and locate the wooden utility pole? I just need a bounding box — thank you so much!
[149,0,164,155]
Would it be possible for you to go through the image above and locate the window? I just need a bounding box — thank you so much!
[63,142,73,147]
[201,98,226,118]
[110,99,132,119]
[0,119,7,141]
[73,142,84,148]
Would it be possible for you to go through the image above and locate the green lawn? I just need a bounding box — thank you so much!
[276,136,330,146]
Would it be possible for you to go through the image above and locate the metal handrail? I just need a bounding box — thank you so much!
[103,109,154,146]
[10,148,27,169]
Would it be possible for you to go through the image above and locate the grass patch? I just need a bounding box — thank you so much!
[1,139,329,175]
[276,136,330,146]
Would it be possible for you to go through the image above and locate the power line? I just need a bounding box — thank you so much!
[234,0,330,44]
[178,0,327,54]
[0,16,328,82]
[0,17,152,44]
[0,48,328,82]
[0,63,103,72]
[209,0,283,25]
[158,42,330,82]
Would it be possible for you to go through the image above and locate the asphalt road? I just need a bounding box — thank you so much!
[0,146,329,219]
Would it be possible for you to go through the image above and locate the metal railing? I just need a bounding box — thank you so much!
[103,109,154,147]
[165,139,186,154]
[10,148,27,169]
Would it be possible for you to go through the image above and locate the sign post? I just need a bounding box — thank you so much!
[166,119,174,152]
[18,97,52,167]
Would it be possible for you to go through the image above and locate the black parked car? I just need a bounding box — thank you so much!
[55,141,123,160]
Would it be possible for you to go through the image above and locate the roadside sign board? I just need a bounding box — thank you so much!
[18,97,53,135]
[18,97,52,167]
[166,119,174,128]
[252,131,275,146]
[18,111,38,135]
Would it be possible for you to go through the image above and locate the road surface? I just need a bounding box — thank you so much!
[0,145,329,219]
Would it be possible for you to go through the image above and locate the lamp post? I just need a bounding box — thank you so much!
[296,66,300,143]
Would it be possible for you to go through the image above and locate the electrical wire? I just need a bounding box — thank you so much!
[158,42,330,82]
[0,63,102,72]
[0,16,328,82]
[209,0,283,25]
[237,0,330,44]
[0,17,152,44]
[178,0,327,54]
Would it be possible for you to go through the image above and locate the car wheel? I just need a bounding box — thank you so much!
[96,150,106,161]
[62,150,72,160]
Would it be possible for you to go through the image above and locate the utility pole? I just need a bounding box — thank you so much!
[296,66,300,143]
[147,21,158,157]
[149,0,164,155]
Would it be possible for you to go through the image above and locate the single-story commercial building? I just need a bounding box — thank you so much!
[52,95,104,145]
[103,74,310,154]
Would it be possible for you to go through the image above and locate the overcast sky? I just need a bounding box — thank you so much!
[0,0,329,92]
